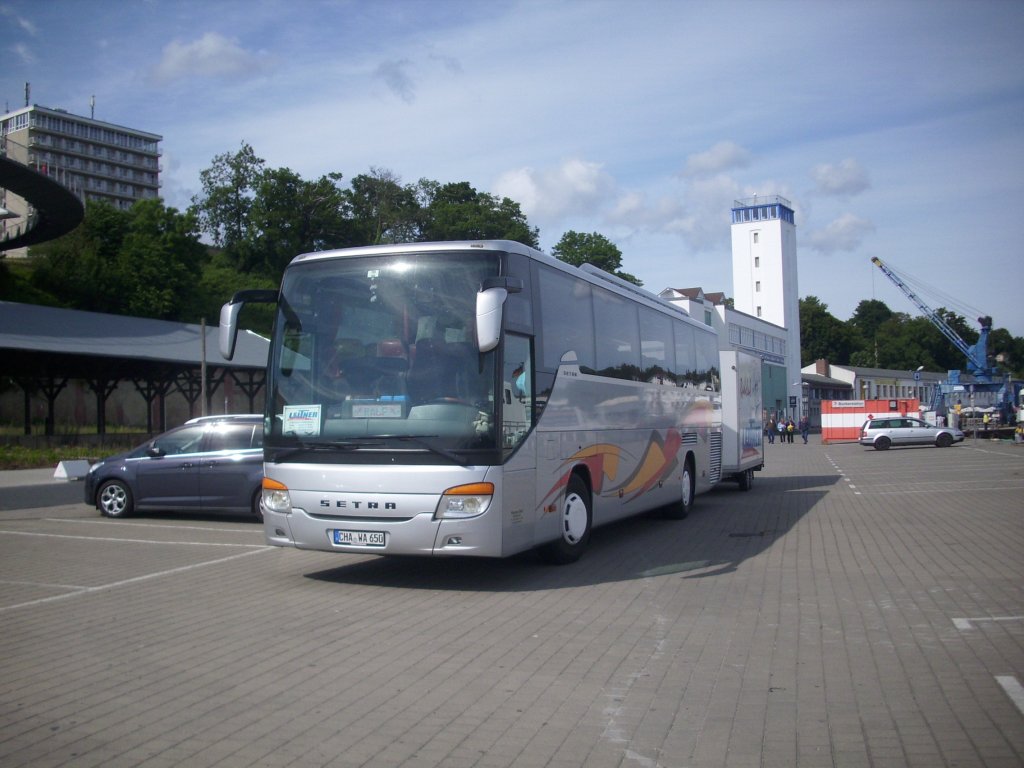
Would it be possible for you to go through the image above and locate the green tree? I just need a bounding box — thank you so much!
[241,168,351,276]
[29,200,207,321]
[935,309,978,347]
[191,142,265,252]
[849,299,892,337]
[344,168,421,244]
[799,296,857,367]
[873,314,939,370]
[989,327,1024,378]
[193,252,278,334]
[116,200,206,319]
[420,181,539,247]
[30,201,132,313]
[551,231,641,286]
[851,312,967,373]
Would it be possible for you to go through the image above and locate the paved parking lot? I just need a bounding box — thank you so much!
[1,437,1022,767]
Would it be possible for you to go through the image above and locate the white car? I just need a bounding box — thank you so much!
[859,416,964,450]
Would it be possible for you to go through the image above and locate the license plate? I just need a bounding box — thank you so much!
[352,403,402,418]
[332,529,386,547]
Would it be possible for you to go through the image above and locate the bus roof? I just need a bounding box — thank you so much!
[286,239,701,329]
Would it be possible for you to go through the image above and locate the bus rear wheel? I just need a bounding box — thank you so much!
[663,457,695,519]
[540,475,592,564]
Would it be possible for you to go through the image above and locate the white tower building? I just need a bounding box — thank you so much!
[730,195,802,418]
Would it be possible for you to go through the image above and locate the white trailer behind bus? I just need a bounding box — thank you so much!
[719,350,764,490]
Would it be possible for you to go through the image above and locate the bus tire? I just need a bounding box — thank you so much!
[664,456,695,519]
[540,474,592,564]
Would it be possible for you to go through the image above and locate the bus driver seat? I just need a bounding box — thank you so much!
[323,338,371,395]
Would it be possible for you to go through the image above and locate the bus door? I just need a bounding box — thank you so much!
[500,333,536,554]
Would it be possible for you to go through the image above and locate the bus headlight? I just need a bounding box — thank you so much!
[435,482,494,519]
[263,477,292,514]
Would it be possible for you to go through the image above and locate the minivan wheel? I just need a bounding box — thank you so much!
[251,488,264,523]
[98,479,134,517]
[874,436,891,451]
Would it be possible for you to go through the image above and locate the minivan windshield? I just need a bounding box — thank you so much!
[265,251,500,458]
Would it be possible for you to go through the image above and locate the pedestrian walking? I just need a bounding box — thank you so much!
[799,415,809,444]
[767,417,776,444]
[786,419,795,443]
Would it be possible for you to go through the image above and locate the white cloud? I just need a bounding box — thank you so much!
[605,173,750,255]
[804,213,875,254]
[682,141,752,178]
[0,6,37,65]
[493,158,615,221]
[810,158,870,197]
[12,42,34,66]
[0,6,36,36]
[151,32,270,84]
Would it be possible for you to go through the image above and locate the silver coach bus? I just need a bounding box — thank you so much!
[221,240,722,563]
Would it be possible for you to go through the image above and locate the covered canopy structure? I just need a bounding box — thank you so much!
[0,154,84,250]
[0,301,269,435]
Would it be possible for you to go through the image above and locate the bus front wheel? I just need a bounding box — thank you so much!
[541,475,592,564]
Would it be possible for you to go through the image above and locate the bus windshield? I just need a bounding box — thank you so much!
[266,251,500,458]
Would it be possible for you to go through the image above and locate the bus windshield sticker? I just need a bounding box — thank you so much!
[282,405,322,436]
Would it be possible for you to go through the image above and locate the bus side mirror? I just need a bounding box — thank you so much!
[219,301,244,360]
[475,277,522,354]
[219,289,278,360]
[476,287,507,353]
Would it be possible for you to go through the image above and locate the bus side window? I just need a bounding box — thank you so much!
[537,266,595,371]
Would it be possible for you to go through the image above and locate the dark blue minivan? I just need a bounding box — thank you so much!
[84,414,264,520]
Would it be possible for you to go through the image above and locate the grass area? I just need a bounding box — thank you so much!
[0,443,132,470]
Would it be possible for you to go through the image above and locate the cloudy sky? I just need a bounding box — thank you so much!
[3,0,1023,336]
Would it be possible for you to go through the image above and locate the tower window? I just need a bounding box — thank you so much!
[755,281,761,292]
[754,256,760,268]
[753,232,759,243]
[756,306,762,317]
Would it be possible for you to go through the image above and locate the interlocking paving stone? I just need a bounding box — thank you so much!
[0,437,1021,766]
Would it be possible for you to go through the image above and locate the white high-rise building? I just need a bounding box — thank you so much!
[730,195,802,418]
[0,103,161,257]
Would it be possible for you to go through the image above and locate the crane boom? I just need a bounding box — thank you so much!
[870,256,992,380]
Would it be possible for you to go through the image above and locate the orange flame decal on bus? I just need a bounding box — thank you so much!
[539,429,683,510]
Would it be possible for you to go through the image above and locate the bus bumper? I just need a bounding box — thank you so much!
[263,506,503,557]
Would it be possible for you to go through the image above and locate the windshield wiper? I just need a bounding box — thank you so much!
[270,439,384,463]
[270,435,472,466]
[390,435,472,466]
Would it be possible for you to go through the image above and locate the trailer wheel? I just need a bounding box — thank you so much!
[738,468,754,491]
